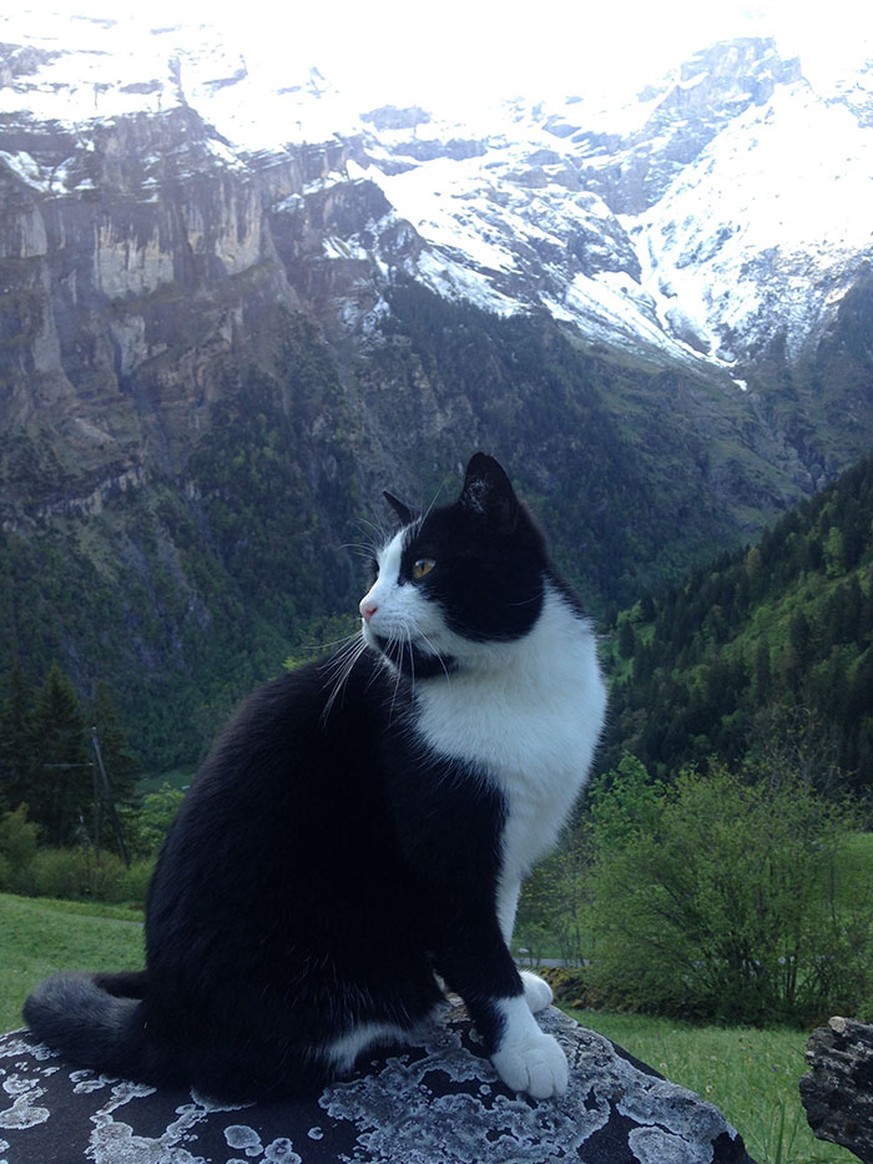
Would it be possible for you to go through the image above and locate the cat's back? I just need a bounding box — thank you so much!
[148,646,402,908]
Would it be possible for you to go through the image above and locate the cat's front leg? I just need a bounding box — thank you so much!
[519,969,553,1014]
[434,942,567,1098]
[496,879,554,1017]
[489,995,568,1099]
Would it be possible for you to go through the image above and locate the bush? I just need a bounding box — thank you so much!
[586,756,873,1025]
[121,784,184,859]
[0,804,39,894]
[516,832,589,964]
[116,858,155,906]
[30,848,131,902]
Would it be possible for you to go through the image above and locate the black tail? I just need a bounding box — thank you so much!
[23,971,152,1081]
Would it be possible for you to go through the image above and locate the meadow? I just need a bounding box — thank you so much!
[574,1010,854,1164]
[0,892,855,1164]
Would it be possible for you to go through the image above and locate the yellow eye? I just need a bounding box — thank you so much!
[412,558,436,580]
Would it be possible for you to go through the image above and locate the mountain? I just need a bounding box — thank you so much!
[1,12,872,770]
[602,454,873,792]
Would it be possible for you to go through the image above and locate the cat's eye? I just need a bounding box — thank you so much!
[412,558,436,580]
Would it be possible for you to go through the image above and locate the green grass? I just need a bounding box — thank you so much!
[568,1008,856,1164]
[0,893,144,1031]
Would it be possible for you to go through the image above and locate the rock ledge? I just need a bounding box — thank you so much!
[0,1004,755,1163]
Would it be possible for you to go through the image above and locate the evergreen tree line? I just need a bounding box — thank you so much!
[603,454,873,793]
[0,662,140,850]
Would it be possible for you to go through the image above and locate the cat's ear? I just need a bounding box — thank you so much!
[459,453,518,532]
[383,491,419,526]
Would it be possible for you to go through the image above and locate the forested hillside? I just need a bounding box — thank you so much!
[604,455,873,792]
[4,27,873,782]
[1,282,810,774]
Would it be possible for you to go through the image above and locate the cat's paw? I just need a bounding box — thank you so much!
[491,1030,568,1100]
[520,970,553,1014]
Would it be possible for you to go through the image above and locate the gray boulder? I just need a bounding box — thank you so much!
[800,1015,873,1162]
[0,1003,755,1163]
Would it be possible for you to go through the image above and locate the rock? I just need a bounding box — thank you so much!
[800,1015,873,1163]
[0,1003,755,1163]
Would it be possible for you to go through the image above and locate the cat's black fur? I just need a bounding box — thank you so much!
[24,453,606,1102]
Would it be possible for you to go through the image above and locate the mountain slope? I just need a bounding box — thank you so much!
[604,455,873,789]
[1,15,872,770]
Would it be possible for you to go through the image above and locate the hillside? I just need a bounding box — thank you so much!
[1,17,873,770]
[604,455,873,792]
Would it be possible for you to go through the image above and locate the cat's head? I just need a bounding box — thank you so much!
[359,453,551,678]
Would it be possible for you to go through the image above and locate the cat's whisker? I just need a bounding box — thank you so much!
[383,630,410,719]
[340,541,380,559]
[422,473,451,522]
[356,514,391,550]
[306,630,361,654]
[419,631,453,683]
[319,632,367,721]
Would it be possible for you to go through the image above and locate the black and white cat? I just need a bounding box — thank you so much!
[24,453,606,1102]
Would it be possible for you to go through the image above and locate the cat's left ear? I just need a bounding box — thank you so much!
[383,491,419,527]
[459,453,519,532]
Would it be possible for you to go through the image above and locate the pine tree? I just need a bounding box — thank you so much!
[0,661,33,814]
[28,664,91,846]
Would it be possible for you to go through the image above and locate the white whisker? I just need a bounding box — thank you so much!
[319,633,368,722]
[419,631,453,682]
[421,474,450,523]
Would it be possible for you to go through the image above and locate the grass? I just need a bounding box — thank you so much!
[0,892,144,1032]
[0,893,858,1162]
[568,1008,857,1164]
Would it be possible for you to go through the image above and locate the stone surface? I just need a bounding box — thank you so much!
[800,1015,873,1163]
[0,1003,755,1163]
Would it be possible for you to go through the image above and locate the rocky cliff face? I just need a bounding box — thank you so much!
[0,102,300,521]
[1,19,872,766]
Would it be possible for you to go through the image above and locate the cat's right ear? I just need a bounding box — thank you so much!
[383,491,419,527]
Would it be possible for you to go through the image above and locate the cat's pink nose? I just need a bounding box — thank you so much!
[359,596,378,623]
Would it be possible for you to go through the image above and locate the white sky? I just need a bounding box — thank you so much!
[11,0,873,113]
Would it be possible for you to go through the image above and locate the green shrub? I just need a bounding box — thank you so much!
[0,805,39,893]
[586,756,873,1025]
[30,848,131,902]
[116,858,155,906]
[516,836,589,964]
[121,784,184,859]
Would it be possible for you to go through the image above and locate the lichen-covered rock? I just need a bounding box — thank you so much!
[800,1015,873,1163]
[1,1003,755,1163]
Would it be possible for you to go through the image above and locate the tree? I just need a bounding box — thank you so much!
[28,664,91,846]
[123,783,185,860]
[617,618,636,659]
[0,661,33,814]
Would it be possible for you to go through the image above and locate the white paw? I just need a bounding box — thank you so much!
[520,970,553,1014]
[491,1031,568,1100]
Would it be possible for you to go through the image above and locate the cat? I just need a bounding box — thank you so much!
[24,452,607,1103]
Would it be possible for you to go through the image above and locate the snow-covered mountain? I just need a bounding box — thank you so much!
[2,13,872,384]
[2,9,873,764]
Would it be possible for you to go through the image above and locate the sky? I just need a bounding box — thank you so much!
[10,0,873,114]
[196,0,873,107]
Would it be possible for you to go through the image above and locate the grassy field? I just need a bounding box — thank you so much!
[0,893,856,1163]
[0,893,144,1032]
[571,1008,856,1164]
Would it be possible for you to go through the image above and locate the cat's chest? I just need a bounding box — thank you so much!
[410,628,604,857]
[414,678,582,787]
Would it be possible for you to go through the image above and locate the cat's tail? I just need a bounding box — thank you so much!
[23,971,155,1081]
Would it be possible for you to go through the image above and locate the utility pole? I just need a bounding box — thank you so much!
[90,727,130,868]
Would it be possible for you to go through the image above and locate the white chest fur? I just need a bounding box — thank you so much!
[413,588,606,887]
